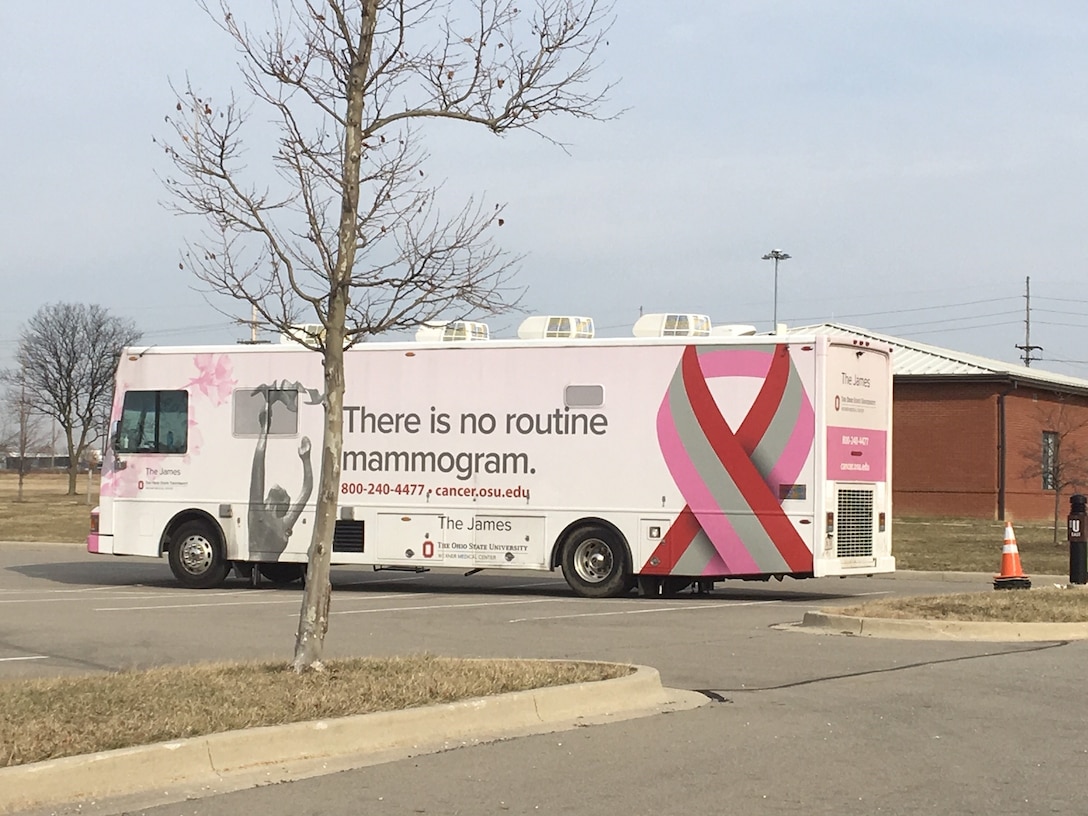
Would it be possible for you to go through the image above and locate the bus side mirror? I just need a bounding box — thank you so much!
[110,421,127,469]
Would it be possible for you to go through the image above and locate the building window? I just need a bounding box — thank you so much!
[1042,430,1059,491]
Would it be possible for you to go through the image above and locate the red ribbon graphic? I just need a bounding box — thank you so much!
[644,344,813,576]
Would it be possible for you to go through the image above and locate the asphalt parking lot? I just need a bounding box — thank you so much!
[4,542,1086,816]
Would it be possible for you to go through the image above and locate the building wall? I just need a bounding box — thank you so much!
[893,381,999,517]
[893,380,1088,520]
[1001,388,1088,522]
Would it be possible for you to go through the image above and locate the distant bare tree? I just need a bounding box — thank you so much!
[9,303,141,496]
[159,0,616,672]
[0,373,48,501]
[1021,400,1088,546]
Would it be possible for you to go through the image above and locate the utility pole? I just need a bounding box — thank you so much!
[1016,275,1042,367]
[237,304,266,345]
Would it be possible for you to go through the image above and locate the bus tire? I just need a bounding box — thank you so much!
[258,562,306,585]
[168,521,229,589]
[561,525,631,599]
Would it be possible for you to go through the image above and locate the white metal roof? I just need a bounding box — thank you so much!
[787,322,1088,394]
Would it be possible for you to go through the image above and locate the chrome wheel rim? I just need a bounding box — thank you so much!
[178,534,214,575]
[573,537,613,584]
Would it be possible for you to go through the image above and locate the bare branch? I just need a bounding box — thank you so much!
[162,0,615,671]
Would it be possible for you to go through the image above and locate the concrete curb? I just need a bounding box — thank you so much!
[798,610,1088,641]
[0,664,700,815]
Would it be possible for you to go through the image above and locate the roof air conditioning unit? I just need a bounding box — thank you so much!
[632,313,711,338]
[517,315,595,339]
[414,320,490,342]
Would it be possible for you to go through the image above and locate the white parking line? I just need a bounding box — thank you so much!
[330,598,562,616]
[508,599,781,622]
[0,655,48,663]
[95,598,304,612]
[0,585,114,595]
[94,591,438,612]
[0,588,257,605]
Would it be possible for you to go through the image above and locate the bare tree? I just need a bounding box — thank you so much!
[1021,400,1088,546]
[9,304,141,496]
[158,0,615,672]
[0,373,48,502]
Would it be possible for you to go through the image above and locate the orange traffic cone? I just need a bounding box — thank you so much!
[993,521,1031,590]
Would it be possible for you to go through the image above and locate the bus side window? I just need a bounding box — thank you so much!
[115,390,189,454]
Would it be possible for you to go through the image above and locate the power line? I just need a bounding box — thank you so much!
[869,310,1022,332]
[888,319,1023,337]
[790,296,1020,324]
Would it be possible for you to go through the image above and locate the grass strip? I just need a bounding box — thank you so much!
[0,656,628,768]
[837,587,1088,622]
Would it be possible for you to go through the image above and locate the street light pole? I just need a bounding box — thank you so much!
[761,249,791,334]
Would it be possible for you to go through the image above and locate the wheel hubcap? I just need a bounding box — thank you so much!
[179,535,214,575]
[574,538,613,583]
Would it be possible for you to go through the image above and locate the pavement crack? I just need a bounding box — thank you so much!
[702,639,1070,693]
[692,689,731,703]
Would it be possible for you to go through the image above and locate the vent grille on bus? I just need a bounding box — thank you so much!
[333,520,364,553]
[836,489,874,558]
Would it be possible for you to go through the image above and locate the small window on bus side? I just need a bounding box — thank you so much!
[115,390,189,454]
[233,389,300,436]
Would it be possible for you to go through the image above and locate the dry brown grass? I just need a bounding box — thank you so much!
[0,471,98,542]
[837,587,1088,622]
[0,656,628,768]
[839,518,1085,625]
[892,516,1069,574]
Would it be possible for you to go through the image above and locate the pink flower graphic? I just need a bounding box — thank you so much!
[186,354,236,405]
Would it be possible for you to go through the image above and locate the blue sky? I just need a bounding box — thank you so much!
[3,1,1088,374]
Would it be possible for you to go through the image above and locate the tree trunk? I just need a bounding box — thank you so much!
[292,0,375,672]
[293,331,345,672]
[66,427,78,495]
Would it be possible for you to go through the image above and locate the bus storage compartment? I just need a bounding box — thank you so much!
[376,513,448,566]
[469,515,547,568]
[637,518,675,572]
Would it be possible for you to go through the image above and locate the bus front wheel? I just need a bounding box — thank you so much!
[168,522,229,589]
[561,525,631,599]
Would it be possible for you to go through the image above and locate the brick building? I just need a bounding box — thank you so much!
[793,323,1088,521]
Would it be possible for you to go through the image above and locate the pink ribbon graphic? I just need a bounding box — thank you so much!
[646,344,815,577]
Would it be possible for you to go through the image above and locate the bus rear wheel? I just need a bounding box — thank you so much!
[561,525,631,599]
[168,521,229,589]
